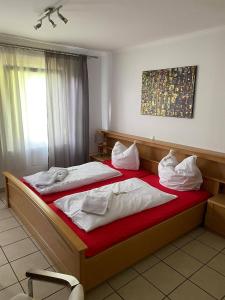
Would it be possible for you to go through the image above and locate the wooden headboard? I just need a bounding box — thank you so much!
[101,130,225,195]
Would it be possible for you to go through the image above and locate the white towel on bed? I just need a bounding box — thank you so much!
[54,178,177,232]
[25,167,69,188]
[81,190,113,215]
[23,162,122,195]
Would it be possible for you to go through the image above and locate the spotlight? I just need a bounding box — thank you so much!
[33,5,68,30]
[48,15,56,28]
[57,8,68,24]
[34,20,42,30]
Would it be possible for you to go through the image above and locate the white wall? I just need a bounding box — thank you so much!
[111,27,225,152]
[89,52,113,152]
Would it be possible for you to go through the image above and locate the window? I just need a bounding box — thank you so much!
[0,48,49,180]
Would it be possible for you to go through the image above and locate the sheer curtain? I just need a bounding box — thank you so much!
[0,47,48,184]
[45,53,89,167]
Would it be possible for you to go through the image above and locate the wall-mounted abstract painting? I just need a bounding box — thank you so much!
[141,65,197,118]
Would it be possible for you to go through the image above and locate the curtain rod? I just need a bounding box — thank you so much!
[0,42,98,59]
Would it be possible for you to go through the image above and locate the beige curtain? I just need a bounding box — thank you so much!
[46,53,89,167]
[0,47,48,186]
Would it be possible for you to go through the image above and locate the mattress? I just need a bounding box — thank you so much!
[49,174,210,257]
[21,160,150,204]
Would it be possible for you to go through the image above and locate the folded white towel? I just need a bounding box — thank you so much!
[54,178,177,232]
[24,167,69,188]
[23,162,122,195]
[81,190,113,215]
[35,167,68,187]
[34,172,57,187]
[48,167,69,182]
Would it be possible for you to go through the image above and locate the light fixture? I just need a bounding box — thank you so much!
[34,5,68,30]
[34,20,42,30]
[48,14,56,28]
[57,7,68,24]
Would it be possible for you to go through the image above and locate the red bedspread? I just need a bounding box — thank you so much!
[49,174,210,257]
[21,161,150,204]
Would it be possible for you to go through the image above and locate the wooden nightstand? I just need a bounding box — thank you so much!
[205,194,225,237]
[89,154,111,162]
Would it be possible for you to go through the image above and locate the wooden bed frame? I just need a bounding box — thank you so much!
[4,130,225,291]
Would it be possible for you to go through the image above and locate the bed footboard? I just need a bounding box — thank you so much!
[4,172,87,283]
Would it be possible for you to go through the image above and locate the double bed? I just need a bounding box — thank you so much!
[4,130,225,290]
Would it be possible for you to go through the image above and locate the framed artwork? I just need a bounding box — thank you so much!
[141,65,197,118]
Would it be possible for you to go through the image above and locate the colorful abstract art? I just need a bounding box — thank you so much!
[141,66,197,118]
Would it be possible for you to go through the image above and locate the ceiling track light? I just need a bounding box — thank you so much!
[57,7,68,24]
[34,5,68,30]
[48,14,57,28]
[34,19,42,30]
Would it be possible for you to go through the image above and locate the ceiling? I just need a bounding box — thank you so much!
[0,0,225,51]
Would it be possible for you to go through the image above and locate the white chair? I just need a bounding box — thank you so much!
[11,269,84,300]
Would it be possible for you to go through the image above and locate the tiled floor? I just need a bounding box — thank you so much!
[0,192,225,300]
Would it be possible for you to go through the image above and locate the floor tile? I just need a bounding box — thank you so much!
[22,225,32,237]
[108,268,138,290]
[86,282,113,300]
[21,272,64,299]
[197,231,225,251]
[0,227,28,247]
[118,276,164,300]
[169,280,215,300]
[0,192,6,203]
[44,287,71,300]
[41,249,54,266]
[189,227,206,239]
[208,253,225,276]
[0,201,6,210]
[31,237,42,250]
[105,293,122,300]
[11,251,50,280]
[133,255,160,273]
[155,244,177,259]
[0,248,7,267]
[181,240,217,263]
[51,265,60,272]
[10,212,23,225]
[143,261,185,294]
[0,283,23,299]
[0,264,18,290]
[0,217,20,233]
[173,233,194,248]
[0,208,12,220]
[164,250,202,277]
[3,238,38,262]
[190,266,225,299]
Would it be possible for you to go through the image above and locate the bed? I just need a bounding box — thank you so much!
[49,175,209,257]
[4,130,225,291]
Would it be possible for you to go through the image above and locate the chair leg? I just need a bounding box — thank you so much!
[28,278,34,298]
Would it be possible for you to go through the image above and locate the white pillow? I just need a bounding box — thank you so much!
[111,141,140,170]
[159,149,178,168]
[158,151,203,191]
